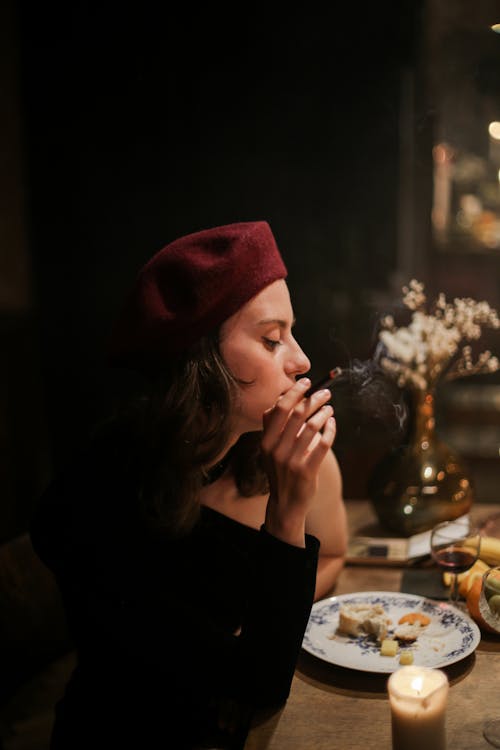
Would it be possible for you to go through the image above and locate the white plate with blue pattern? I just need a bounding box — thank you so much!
[302,591,481,673]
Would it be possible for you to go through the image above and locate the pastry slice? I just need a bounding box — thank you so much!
[338,603,390,642]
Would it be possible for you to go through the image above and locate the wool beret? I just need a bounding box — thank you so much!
[108,221,288,371]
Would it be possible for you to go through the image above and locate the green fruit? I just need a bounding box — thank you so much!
[485,577,500,596]
[487,594,500,615]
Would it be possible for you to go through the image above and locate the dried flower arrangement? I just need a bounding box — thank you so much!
[377,280,500,391]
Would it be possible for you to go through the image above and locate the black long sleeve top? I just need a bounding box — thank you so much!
[30,434,319,749]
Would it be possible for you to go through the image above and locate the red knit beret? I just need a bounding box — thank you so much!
[108,221,288,371]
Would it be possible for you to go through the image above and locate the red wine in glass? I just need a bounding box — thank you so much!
[432,546,479,574]
[430,518,481,604]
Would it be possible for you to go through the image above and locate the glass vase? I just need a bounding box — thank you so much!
[368,389,474,536]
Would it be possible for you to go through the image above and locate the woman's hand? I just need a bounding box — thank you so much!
[261,378,337,547]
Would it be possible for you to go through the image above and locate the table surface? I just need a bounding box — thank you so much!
[244,500,500,750]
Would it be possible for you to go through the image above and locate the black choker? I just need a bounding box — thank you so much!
[202,455,231,486]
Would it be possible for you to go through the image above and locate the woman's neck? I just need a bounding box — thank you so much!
[201,453,232,485]
[201,432,241,484]
[200,473,268,531]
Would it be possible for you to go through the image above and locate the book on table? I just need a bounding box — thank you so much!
[346,514,470,566]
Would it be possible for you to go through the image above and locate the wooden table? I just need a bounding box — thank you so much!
[245,500,500,750]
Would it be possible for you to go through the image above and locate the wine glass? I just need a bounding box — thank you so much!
[430,517,481,605]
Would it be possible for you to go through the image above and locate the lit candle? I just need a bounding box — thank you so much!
[387,666,449,750]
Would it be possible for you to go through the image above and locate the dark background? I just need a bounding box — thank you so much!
[1,1,498,542]
[16,2,424,437]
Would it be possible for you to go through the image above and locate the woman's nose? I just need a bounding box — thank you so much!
[286,338,311,376]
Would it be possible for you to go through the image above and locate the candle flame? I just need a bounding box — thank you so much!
[411,675,423,694]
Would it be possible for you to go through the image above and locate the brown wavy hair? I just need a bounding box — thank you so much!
[108,330,268,537]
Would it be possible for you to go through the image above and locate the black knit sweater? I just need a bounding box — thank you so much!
[30,435,319,749]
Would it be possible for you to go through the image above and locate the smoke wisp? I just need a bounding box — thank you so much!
[330,358,410,450]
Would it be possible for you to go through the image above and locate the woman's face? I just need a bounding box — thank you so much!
[219,279,311,436]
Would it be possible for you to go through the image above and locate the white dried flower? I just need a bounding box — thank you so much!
[377,281,500,391]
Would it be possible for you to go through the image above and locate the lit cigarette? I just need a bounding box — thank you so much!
[304,367,342,397]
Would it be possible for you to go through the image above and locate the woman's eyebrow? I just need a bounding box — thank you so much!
[257,317,296,328]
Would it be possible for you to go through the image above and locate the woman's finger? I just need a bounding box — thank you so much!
[261,378,310,444]
[262,383,331,452]
[297,403,334,444]
[298,415,337,476]
[274,401,333,462]
[292,405,334,462]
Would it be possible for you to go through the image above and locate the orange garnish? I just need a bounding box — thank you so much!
[398,612,431,626]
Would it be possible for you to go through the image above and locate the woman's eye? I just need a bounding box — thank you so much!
[263,337,281,351]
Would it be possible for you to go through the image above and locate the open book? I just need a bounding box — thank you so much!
[346,514,470,566]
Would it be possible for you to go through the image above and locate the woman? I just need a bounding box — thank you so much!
[30,221,347,749]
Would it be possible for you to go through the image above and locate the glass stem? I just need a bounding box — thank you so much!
[450,573,459,602]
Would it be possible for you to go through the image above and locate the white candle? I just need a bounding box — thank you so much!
[387,666,449,750]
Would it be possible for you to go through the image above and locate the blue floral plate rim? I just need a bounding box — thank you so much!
[302,590,481,673]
